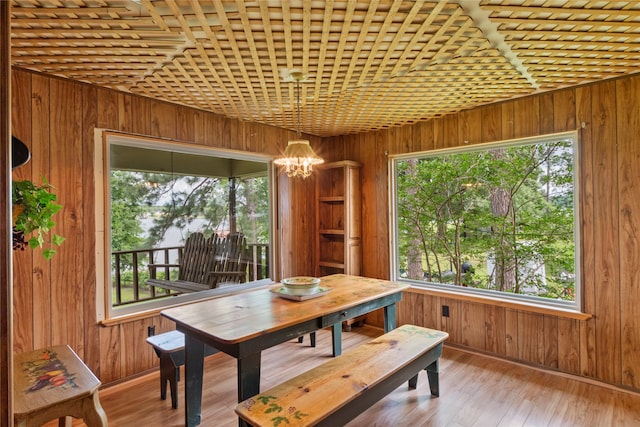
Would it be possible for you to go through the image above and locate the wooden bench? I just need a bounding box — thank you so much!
[147,232,252,293]
[235,324,448,427]
[147,232,217,293]
[13,344,108,427]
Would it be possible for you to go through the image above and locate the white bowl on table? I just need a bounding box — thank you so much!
[282,277,321,296]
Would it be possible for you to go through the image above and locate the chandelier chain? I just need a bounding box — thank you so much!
[296,78,302,137]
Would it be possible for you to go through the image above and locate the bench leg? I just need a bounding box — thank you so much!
[297,332,317,347]
[80,392,108,427]
[159,355,169,401]
[310,332,316,347]
[408,359,440,396]
[296,327,340,355]
[170,365,180,409]
[408,373,419,390]
[426,359,440,397]
[159,354,180,409]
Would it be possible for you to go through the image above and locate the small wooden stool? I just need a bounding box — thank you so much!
[146,330,221,409]
[146,330,189,410]
[13,344,107,427]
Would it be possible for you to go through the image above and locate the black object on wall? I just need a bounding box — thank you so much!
[12,135,30,169]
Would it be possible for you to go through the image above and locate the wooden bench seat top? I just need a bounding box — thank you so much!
[149,279,272,298]
[146,330,186,353]
[146,329,219,357]
[235,324,448,427]
[14,344,107,426]
[146,278,209,293]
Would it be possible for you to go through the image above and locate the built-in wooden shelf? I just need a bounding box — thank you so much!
[316,161,363,330]
[315,160,362,278]
[319,261,345,269]
[319,196,345,203]
[319,229,345,235]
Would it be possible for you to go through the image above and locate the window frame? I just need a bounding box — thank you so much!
[94,130,277,321]
[388,131,582,312]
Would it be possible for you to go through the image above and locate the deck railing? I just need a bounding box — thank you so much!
[111,243,270,307]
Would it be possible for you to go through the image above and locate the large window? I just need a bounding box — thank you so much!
[391,132,579,310]
[96,132,275,320]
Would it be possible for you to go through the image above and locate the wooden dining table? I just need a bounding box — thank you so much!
[161,274,409,427]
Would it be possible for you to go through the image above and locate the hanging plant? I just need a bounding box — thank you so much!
[12,178,65,260]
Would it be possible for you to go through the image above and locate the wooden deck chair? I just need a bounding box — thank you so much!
[208,232,250,288]
[147,232,217,293]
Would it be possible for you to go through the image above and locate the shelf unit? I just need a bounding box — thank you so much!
[315,160,362,278]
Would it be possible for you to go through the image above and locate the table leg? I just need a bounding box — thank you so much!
[184,334,205,427]
[332,323,342,357]
[237,352,262,401]
[383,303,397,332]
[237,352,262,427]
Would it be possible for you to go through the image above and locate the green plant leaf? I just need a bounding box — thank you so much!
[28,235,43,249]
[42,249,56,260]
[12,178,64,259]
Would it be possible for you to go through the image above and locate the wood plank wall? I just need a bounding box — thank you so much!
[9,67,317,384]
[333,75,640,392]
[9,65,640,394]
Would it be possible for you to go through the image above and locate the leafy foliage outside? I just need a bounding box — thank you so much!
[396,139,576,302]
[111,171,270,253]
[110,169,270,305]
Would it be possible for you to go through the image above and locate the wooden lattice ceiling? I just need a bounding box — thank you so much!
[9,0,640,137]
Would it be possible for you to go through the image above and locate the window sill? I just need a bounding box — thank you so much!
[405,285,592,320]
[100,280,274,327]
[99,307,167,327]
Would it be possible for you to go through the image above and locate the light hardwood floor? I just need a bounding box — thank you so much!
[48,326,640,426]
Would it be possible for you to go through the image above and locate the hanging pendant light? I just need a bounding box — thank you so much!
[274,70,324,178]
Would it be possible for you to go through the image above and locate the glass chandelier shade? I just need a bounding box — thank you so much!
[274,139,324,178]
[274,71,324,178]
